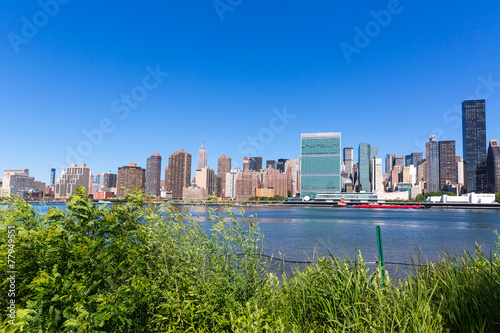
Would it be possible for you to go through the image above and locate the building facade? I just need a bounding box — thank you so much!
[426,136,439,192]
[264,168,293,197]
[55,164,92,198]
[462,99,487,193]
[301,133,341,199]
[438,141,457,190]
[217,155,231,196]
[235,171,261,201]
[145,153,162,197]
[117,163,145,199]
[343,147,354,179]
[487,140,500,193]
[197,136,207,171]
[371,157,383,192]
[195,166,215,194]
[249,157,262,171]
[358,142,378,192]
[168,149,192,200]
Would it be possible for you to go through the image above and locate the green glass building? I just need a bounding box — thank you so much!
[300,133,341,200]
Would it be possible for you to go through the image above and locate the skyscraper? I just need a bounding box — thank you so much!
[169,149,192,199]
[277,158,289,173]
[117,163,146,199]
[462,99,487,193]
[426,136,439,192]
[164,167,169,191]
[197,135,207,171]
[101,171,117,189]
[343,147,354,179]
[249,157,262,170]
[146,153,162,197]
[265,160,276,169]
[358,142,378,192]
[300,133,341,199]
[438,141,456,190]
[385,154,396,174]
[393,156,404,170]
[487,140,500,193]
[50,168,56,186]
[371,157,383,192]
[410,152,423,166]
[217,155,231,196]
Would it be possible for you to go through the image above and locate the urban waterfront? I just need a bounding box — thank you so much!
[31,203,500,265]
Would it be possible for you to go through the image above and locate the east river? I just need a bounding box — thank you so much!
[25,203,500,266]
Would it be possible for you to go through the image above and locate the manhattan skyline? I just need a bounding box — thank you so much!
[2,1,500,183]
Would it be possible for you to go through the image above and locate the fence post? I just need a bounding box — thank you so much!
[376,226,386,287]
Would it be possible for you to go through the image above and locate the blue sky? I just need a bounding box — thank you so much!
[1,1,500,183]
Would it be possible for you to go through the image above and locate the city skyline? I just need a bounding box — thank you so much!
[2,2,500,184]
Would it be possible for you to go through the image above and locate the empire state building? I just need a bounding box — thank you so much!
[197,135,207,171]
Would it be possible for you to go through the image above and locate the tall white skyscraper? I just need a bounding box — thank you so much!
[197,134,207,171]
[371,157,383,192]
[225,168,242,199]
[343,147,354,179]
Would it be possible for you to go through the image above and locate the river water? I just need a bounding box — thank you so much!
[18,203,500,267]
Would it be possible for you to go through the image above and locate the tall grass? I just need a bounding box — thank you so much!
[1,187,499,332]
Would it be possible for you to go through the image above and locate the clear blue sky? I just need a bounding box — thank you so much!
[2,1,500,183]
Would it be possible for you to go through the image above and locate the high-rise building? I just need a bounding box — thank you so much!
[55,164,93,199]
[101,172,117,189]
[393,156,404,170]
[385,154,396,174]
[164,167,169,191]
[243,157,250,172]
[410,152,423,166]
[371,157,383,192]
[169,149,192,200]
[217,155,231,196]
[456,157,464,186]
[405,155,411,167]
[94,174,101,184]
[265,160,276,169]
[225,168,242,199]
[358,142,378,192]
[285,158,301,196]
[462,99,487,193]
[235,171,261,201]
[426,136,439,192]
[417,159,427,182]
[50,168,56,186]
[487,140,500,193]
[276,158,289,173]
[197,135,207,171]
[249,157,262,171]
[146,153,162,197]
[439,141,456,190]
[344,147,354,179]
[301,133,341,199]
[117,163,145,199]
[195,166,215,194]
[264,168,293,197]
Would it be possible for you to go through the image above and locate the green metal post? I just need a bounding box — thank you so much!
[376,226,386,287]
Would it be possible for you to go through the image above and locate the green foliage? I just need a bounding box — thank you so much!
[415,194,425,202]
[248,195,287,202]
[495,192,500,203]
[2,186,500,332]
[424,191,457,198]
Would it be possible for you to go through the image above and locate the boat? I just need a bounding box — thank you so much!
[98,200,111,204]
[336,199,346,207]
[350,203,424,209]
